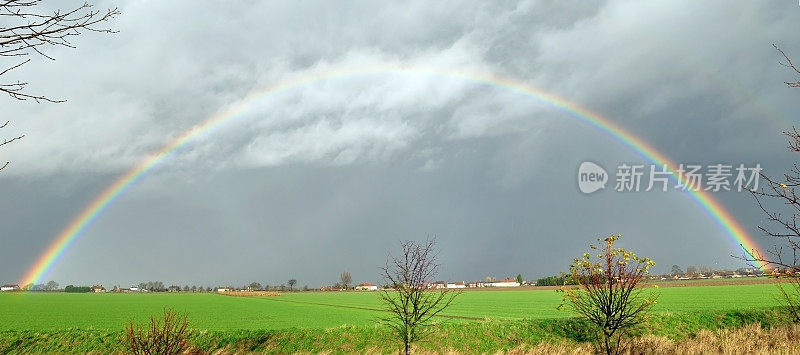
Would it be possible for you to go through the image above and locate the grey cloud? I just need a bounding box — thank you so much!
[1,0,800,287]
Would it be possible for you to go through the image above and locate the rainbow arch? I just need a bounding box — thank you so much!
[18,64,764,286]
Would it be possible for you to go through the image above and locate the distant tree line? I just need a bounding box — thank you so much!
[21,281,59,291]
[667,265,762,277]
[138,281,165,292]
[242,281,309,292]
[16,280,314,293]
[64,285,91,293]
[536,275,577,286]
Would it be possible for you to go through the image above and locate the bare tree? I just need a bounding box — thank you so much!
[738,45,800,322]
[744,129,800,271]
[741,127,800,322]
[1,0,119,102]
[340,270,352,290]
[559,235,658,355]
[379,238,460,355]
[44,280,58,291]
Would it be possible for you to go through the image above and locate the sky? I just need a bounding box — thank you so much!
[1,0,800,288]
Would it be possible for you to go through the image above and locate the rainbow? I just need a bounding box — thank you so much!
[18,65,764,286]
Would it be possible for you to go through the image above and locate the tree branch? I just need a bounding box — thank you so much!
[0,0,119,102]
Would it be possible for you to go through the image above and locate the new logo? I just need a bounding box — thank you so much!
[578,161,608,194]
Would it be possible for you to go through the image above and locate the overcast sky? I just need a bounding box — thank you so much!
[2,0,800,288]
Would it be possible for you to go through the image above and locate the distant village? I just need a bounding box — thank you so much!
[0,266,778,293]
[323,277,524,292]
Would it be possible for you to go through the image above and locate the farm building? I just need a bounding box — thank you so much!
[0,284,19,292]
[446,282,466,289]
[428,281,446,289]
[355,283,378,291]
[486,278,519,287]
[90,285,106,293]
[217,286,232,292]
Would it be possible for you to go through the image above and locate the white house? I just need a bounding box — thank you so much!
[217,287,232,292]
[0,284,19,292]
[355,283,378,291]
[487,278,519,287]
[429,281,446,289]
[446,282,466,289]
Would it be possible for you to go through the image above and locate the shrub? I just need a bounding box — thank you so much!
[559,234,659,355]
[123,308,190,355]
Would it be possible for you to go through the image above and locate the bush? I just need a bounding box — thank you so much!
[123,309,190,355]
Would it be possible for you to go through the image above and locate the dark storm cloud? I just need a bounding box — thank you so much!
[1,0,799,287]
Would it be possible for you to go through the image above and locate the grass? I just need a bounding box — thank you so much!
[0,292,379,331]
[0,309,795,353]
[0,282,785,331]
[0,281,793,353]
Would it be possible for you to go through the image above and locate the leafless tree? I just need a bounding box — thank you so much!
[743,128,800,271]
[1,0,119,102]
[738,45,800,322]
[340,270,352,290]
[44,280,58,291]
[379,238,460,355]
[741,127,800,321]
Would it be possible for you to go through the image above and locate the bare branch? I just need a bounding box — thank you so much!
[740,127,800,277]
[740,124,800,323]
[0,0,119,102]
[774,44,800,88]
[0,120,23,171]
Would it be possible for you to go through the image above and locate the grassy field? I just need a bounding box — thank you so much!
[0,281,784,331]
[0,281,792,353]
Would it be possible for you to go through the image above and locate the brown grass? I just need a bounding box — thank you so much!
[217,291,281,297]
[629,323,800,355]
[411,323,800,354]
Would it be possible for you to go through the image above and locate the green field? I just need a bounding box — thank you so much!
[0,282,784,331]
[0,282,794,353]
